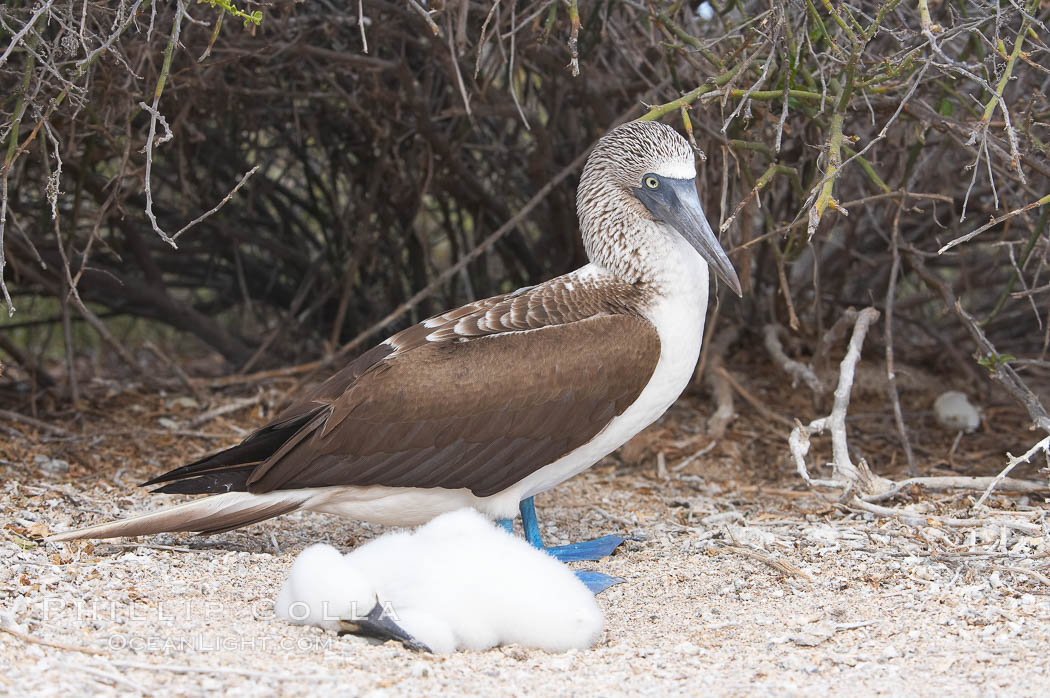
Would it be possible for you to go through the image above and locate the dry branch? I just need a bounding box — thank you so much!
[885,199,916,476]
[973,435,1050,511]
[717,367,794,429]
[704,324,740,439]
[863,475,1048,504]
[848,498,1043,535]
[792,307,1048,514]
[763,324,823,397]
[790,307,889,496]
[0,624,105,657]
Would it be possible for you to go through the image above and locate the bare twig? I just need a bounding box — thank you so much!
[672,441,718,473]
[358,0,369,54]
[189,394,262,428]
[142,341,206,404]
[141,1,186,248]
[717,366,795,429]
[506,0,526,127]
[763,324,824,397]
[790,308,889,495]
[973,434,1050,510]
[408,0,440,35]
[989,564,1050,587]
[170,166,260,241]
[0,624,104,656]
[886,197,916,476]
[0,408,69,435]
[813,308,858,373]
[566,0,581,76]
[0,2,53,70]
[938,193,1050,253]
[721,544,814,582]
[848,497,1042,534]
[109,660,336,683]
[0,18,41,317]
[862,474,1048,503]
[704,324,739,439]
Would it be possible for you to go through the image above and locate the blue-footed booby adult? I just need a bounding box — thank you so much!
[49,121,741,589]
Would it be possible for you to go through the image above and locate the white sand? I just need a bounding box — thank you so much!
[4,461,1049,697]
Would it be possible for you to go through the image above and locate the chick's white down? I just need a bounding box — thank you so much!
[275,508,604,653]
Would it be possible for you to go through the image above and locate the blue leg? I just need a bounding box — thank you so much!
[518,497,626,594]
[519,497,626,561]
[520,495,544,547]
[498,518,513,534]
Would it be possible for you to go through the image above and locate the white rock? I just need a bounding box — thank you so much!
[933,391,980,432]
[726,524,778,548]
[674,641,701,655]
[803,524,844,544]
[34,455,69,475]
[275,508,603,653]
[880,644,901,660]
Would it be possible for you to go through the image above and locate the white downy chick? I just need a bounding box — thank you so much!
[275,508,604,653]
[275,543,375,631]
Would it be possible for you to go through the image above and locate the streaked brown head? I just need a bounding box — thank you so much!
[577,121,741,296]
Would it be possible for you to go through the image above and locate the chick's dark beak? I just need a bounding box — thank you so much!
[339,602,433,653]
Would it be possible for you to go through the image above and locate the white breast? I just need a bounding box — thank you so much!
[496,237,710,506]
[304,237,712,524]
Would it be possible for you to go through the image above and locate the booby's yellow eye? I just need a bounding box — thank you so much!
[644,176,659,189]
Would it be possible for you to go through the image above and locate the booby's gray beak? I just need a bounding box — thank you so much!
[634,177,743,297]
[338,603,433,653]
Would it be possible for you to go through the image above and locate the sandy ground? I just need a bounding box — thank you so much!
[2,377,1049,696]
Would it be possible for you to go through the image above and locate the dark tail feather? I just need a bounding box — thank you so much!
[150,468,254,495]
[140,409,322,492]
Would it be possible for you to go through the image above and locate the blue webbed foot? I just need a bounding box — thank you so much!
[574,570,625,595]
[546,535,627,563]
[515,497,627,594]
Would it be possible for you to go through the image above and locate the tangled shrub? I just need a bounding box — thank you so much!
[0,1,1047,439]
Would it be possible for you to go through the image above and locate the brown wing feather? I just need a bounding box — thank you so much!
[146,273,659,498]
[142,342,394,492]
[246,313,659,496]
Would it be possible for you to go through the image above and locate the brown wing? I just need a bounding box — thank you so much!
[246,313,659,496]
[145,274,659,498]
